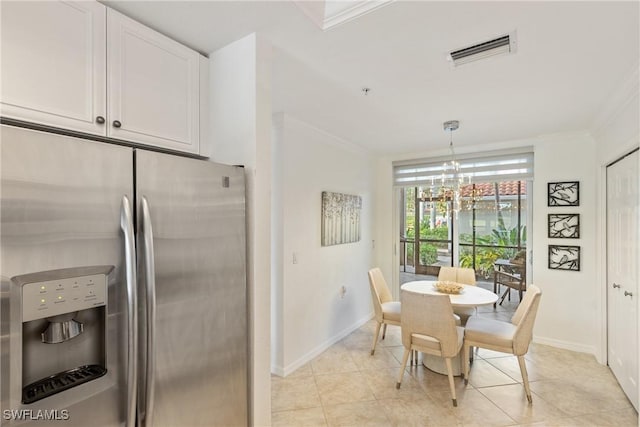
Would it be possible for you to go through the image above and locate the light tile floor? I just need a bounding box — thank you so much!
[271,278,638,426]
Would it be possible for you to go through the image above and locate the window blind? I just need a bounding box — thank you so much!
[393,147,534,187]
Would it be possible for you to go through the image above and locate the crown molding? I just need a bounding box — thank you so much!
[591,61,640,133]
[294,0,394,31]
[278,112,372,155]
[323,0,394,30]
[292,1,325,30]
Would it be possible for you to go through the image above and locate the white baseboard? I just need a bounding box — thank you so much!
[533,335,597,357]
[271,365,285,377]
[271,312,374,377]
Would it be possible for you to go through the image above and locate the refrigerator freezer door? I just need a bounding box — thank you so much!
[136,150,247,426]
[0,125,133,426]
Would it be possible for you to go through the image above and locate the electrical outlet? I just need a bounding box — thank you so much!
[339,286,347,298]
[292,252,298,264]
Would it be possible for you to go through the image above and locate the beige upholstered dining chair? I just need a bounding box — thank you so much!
[438,266,476,285]
[396,289,464,407]
[463,285,542,403]
[438,266,477,325]
[368,268,401,356]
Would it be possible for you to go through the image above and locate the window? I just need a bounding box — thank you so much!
[396,148,533,278]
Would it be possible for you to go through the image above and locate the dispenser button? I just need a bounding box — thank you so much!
[21,271,108,322]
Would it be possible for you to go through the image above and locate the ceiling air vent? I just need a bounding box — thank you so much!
[448,33,516,66]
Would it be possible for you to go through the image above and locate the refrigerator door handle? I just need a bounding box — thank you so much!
[141,196,157,427]
[121,196,138,427]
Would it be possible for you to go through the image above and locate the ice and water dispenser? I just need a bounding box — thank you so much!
[12,266,113,404]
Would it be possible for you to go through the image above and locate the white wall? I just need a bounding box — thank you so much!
[208,33,272,426]
[531,132,598,353]
[271,113,376,375]
[373,157,396,298]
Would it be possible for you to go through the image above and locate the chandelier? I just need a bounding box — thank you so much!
[419,120,472,214]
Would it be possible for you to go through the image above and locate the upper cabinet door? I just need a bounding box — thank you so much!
[0,1,107,134]
[108,9,200,154]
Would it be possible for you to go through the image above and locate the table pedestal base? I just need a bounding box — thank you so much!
[422,353,463,376]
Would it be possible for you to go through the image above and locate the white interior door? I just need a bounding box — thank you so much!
[607,149,639,411]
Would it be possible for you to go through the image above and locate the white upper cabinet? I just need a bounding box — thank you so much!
[1,1,203,155]
[107,9,200,154]
[0,1,107,135]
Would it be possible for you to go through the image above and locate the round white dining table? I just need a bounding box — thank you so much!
[400,281,498,376]
[401,281,499,307]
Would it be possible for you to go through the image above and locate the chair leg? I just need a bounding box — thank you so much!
[396,348,411,389]
[462,344,470,384]
[499,288,510,305]
[517,355,533,403]
[371,322,382,355]
[444,357,457,407]
[382,323,388,340]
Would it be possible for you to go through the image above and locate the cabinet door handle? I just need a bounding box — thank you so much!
[96,116,105,124]
[624,291,633,297]
[613,283,621,289]
[113,120,122,128]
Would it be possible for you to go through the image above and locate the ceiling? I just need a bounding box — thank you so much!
[104,1,639,155]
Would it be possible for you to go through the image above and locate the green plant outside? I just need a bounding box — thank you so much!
[419,243,438,265]
[459,224,526,279]
[405,216,448,266]
[405,242,414,265]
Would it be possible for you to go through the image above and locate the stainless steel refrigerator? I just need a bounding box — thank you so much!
[0,124,248,426]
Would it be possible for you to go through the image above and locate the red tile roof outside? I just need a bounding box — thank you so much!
[460,181,526,198]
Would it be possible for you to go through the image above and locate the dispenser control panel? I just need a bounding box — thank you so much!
[22,273,108,322]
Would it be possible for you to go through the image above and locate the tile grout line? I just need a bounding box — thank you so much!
[358,341,395,425]
[310,366,331,427]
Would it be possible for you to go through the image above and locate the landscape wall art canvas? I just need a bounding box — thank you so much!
[321,191,362,246]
